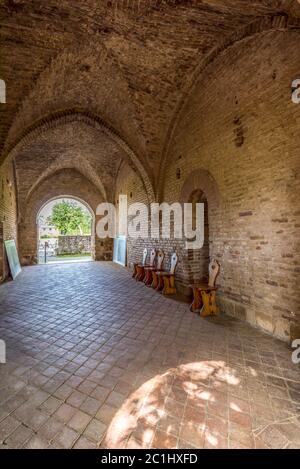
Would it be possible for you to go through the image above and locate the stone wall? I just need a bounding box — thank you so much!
[57,235,91,255]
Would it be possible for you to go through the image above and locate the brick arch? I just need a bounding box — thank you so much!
[8,110,155,204]
[36,195,96,262]
[37,195,95,226]
[158,14,292,199]
[28,181,100,229]
[26,156,108,210]
[3,39,147,162]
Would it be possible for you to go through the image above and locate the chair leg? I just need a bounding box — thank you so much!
[151,271,158,289]
[144,269,152,286]
[156,274,164,292]
[190,287,202,312]
[132,263,138,278]
[170,274,176,294]
[200,290,219,317]
[136,265,145,281]
[162,275,176,295]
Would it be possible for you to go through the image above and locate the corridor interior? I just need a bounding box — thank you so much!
[0,0,300,450]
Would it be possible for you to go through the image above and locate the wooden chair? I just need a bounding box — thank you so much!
[144,250,164,286]
[136,248,156,282]
[154,252,178,295]
[190,259,220,317]
[132,248,147,279]
[201,289,219,317]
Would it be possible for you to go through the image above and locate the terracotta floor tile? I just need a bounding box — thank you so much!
[73,435,98,449]
[229,409,252,429]
[68,410,92,432]
[157,414,181,437]
[54,403,76,423]
[95,403,117,425]
[179,422,205,448]
[54,426,79,449]
[66,390,87,408]
[83,419,107,444]
[152,428,177,449]
[80,396,102,416]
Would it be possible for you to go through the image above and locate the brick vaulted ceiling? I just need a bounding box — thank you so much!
[1,0,300,197]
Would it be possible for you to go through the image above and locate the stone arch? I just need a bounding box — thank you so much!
[158,14,292,200]
[180,168,220,208]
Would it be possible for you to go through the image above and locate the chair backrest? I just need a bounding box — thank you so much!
[208,259,220,287]
[142,248,148,266]
[156,250,164,270]
[170,252,178,274]
[149,249,156,267]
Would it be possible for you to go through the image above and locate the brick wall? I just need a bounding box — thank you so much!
[115,31,300,343]
[161,31,300,342]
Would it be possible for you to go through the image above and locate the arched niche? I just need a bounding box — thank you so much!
[180,168,221,291]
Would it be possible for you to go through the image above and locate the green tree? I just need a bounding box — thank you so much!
[47,200,92,235]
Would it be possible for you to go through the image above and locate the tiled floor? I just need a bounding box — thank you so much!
[0,262,299,449]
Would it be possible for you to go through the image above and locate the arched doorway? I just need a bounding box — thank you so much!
[18,168,113,265]
[36,196,95,264]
